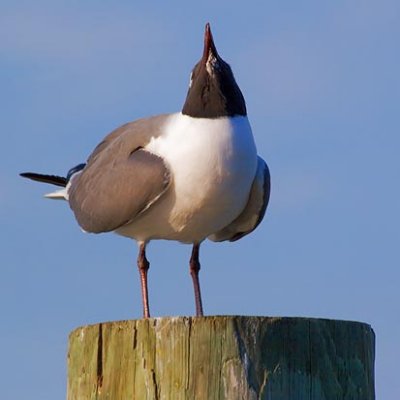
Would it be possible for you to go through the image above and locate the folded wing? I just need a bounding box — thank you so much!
[68,117,171,233]
[208,156,270,242]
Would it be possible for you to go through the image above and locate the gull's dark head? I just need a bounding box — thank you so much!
[182,23,247,119]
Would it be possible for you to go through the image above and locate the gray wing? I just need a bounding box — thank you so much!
[87,114,170,163]
[208,156,270,242]
[68,115,171,233]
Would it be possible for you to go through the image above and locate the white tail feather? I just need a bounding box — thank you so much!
[44,188,68,200]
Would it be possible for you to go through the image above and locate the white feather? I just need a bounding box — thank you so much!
[45,170,82,201]
[44,188,67,200]
[116,113,258,243]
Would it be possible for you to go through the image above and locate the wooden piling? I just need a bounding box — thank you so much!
[67,316,375,399]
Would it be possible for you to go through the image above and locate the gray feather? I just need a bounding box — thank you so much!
[68,115,172,233]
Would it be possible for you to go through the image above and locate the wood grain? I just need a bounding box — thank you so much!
[67,316,375,399]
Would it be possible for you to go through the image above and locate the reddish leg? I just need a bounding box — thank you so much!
[190,243,204,317]
[137,242,150,318]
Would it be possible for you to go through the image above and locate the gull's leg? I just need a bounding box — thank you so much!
[190,243,204,317]
[137,242,151,318]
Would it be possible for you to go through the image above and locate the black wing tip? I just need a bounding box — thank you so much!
[20,172,67,187]
[20,172,41,180]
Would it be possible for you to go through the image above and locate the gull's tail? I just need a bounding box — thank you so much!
[20,172,67,187]
[20,163,86,200]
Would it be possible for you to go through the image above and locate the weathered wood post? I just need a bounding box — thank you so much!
[67,316,375,399]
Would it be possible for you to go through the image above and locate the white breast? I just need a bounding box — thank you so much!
[119,112,258,243]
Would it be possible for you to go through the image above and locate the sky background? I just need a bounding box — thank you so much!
[1,0,399,398]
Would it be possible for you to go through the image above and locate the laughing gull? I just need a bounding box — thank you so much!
[20,23,271,318]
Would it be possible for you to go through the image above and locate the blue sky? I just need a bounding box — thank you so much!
[1,0,399,398]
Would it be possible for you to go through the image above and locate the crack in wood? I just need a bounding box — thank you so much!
[132,324,137,350]
[186,317,192,391]
[96,323,103,393]
[151,369,159,400]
